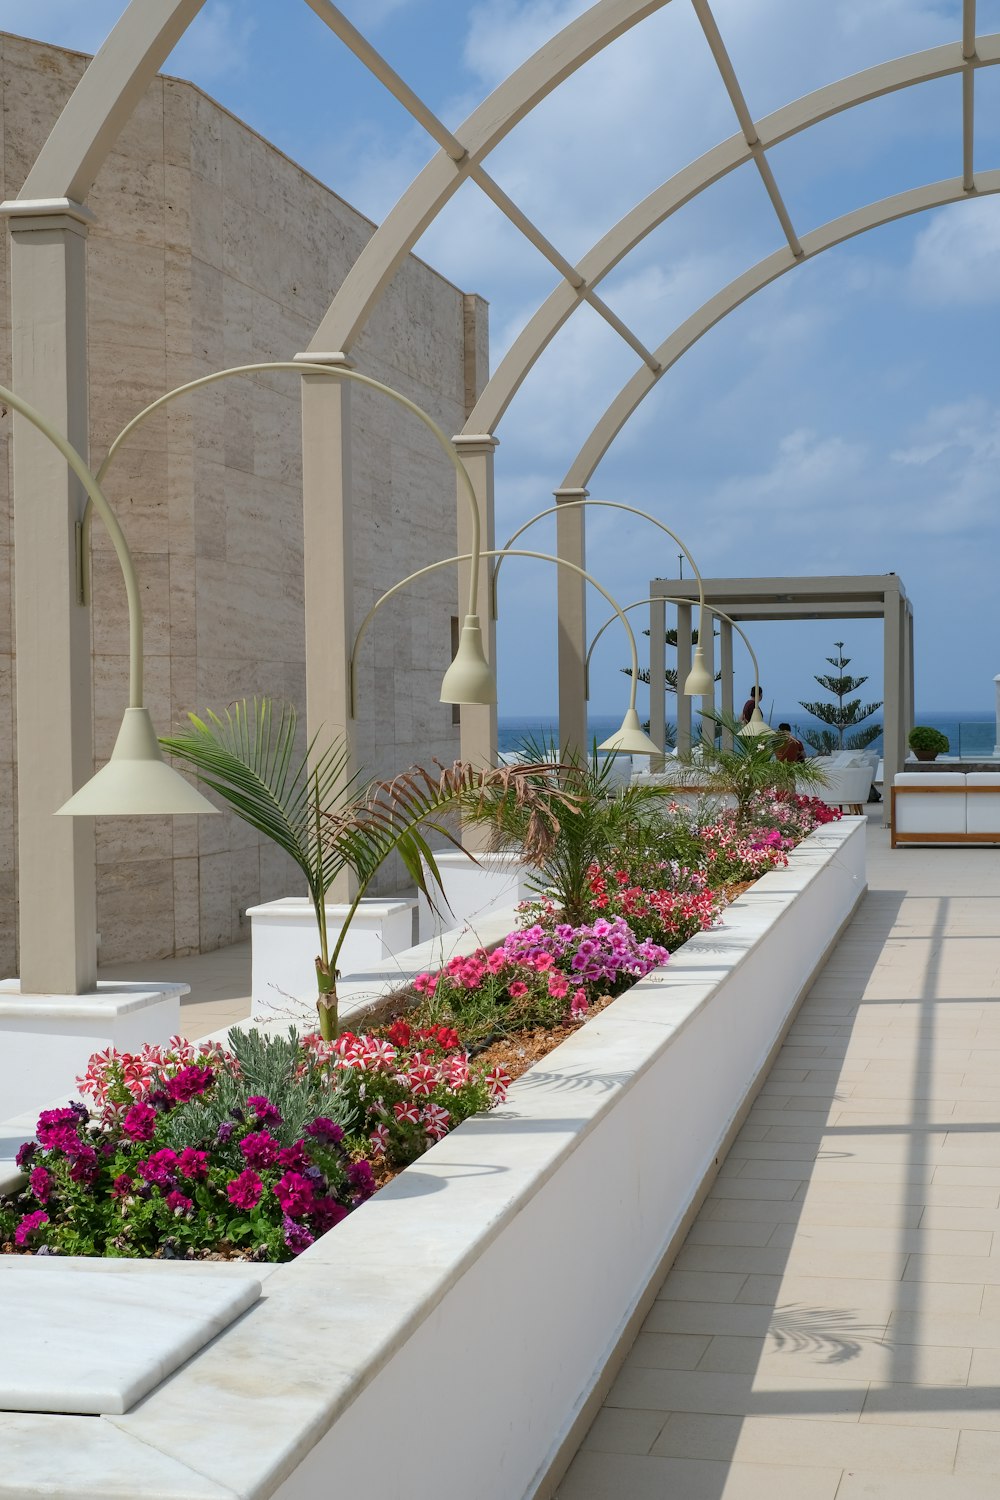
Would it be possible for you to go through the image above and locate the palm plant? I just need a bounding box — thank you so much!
[671,712,827,820]
[467,738,677,925]
[160,700,570,1041]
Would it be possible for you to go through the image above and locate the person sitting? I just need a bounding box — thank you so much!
[740,685,763,723]
[775,722,806,763]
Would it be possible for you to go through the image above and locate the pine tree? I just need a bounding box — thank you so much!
[798,640,882,753]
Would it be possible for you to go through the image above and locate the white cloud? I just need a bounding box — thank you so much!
[907,198,1000,306]
[166,2,257,83]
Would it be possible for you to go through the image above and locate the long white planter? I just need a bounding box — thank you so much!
[0,818,866,1500]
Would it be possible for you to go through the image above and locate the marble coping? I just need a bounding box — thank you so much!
[0,818,865,1497]
[0,1265,262,1415]
[0,980,190,1022]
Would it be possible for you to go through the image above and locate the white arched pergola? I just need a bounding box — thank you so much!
[2,0,991,991]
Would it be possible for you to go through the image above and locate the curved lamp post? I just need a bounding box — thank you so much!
[586,596,772,738]
[79,361,493,701]
[494,499,714,698]
[350,548,662,756]
[0,382,217,818]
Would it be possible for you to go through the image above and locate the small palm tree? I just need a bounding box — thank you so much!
[468,738,677,925]
[161,700,569,1040]
[671,713,827,820]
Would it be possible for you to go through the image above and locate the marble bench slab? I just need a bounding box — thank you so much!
[0,1264,261,1415]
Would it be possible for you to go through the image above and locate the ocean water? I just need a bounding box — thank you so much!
[499,711,998,757]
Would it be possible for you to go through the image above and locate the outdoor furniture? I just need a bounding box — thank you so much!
[890,772,1000,846]
[802,752,874,814]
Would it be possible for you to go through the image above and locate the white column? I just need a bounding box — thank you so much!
[994,675,1000,757]
[6,200,97,993]
[700,608,716,746]
[553,487,588,759]
[649,595,666,770]
[883,585,902,781]
[719,615,734,750]
[297,354,357,901]
[676,603,693,756]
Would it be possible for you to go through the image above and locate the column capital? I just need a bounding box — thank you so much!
[451,432,499,452]
[294,350,354,368]
[1,198,93,235]
[553,486,589,499]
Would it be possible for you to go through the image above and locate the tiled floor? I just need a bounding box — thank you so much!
[99,941,252,1040]
[558,816,1000,1498]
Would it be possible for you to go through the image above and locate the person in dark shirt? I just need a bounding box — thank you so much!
[740,686,763,723]
[775,722,806,763]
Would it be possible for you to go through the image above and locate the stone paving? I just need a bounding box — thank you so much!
[558,817,1000,1499]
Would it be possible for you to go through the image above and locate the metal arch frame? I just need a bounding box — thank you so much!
[561,167,1000,489]
[466,33,1000,435]
[585,595,761,708]
[11,0,993,436]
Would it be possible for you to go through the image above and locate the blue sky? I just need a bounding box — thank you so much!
[10,1,1000,721]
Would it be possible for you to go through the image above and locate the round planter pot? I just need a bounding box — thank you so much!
[912,749,938,762]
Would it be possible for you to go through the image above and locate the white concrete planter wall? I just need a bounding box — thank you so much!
[0,817,866,1499]
[247,897,418,1021]
[416,849,536,942]
[0,982,186,1121]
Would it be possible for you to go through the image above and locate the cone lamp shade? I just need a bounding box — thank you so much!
[439,614,496,705]
[738,704,772,738]
[597,707,661,756]
[682,645,713,697]
[55,708,220,817]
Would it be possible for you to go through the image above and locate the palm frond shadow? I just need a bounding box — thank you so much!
[768,1303,885,1365]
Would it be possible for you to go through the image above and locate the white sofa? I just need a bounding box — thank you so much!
[891,772,1000,846]
[800,751,875,814]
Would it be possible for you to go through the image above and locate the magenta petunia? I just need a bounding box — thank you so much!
[277,1140,310,1171]
[165,1065,214,1103]
[164,1191,193,1217]
[239,1131,280,1169]
[111,1173,134,1200]
[137,1148,180,1187]
[177,1147,209,1181]
[246,1095,282,1128]
[28,1166,52,1203]
[272,1170,316,1219]
[122,1101,157,1142]
[304,1117,344,1147]
[226,1168,263,1211]
[14,1210,48,1248]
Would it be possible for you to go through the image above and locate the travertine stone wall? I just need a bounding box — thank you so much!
[0,33,486,969]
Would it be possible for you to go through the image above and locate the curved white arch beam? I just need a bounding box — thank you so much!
[562,168,1000,490]
[468,35,1000,435]
[309,0,673,354]
[15,0,206,206]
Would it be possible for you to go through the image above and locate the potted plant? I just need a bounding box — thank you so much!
[908,725,950,762]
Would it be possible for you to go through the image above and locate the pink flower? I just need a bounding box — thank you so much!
[165,1191,193,1217]
[14,1210,48,1247]
[421,1103,451,1140]
[246,1095,282,1128]
[165,1064,214,1103]
[122,1102,157,1142]
[35,1107,83,1154]
[177,1147,209,1181]
[111,1173,134,1200]
[508,981,529,1000]
[547,973,570,1000]
[369,1124,390,1152]
[28,1166,52,1203]
[277,1140,310,1171]
[239,1131,280,1169]
[484,1066,511,1101]
[137,1148,180,1187]
[273,1170,317,1218]
[226,1169,263,1211]
[569,989,588,1018]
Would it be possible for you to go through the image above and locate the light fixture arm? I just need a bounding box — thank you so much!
[80,360,483,620]
[350,546,645,719]
[493,499,707,642]
[585,595,762,708]
[1,381,144,709]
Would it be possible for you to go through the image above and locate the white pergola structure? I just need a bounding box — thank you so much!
[2,0,991,992]
[647,574,915,775]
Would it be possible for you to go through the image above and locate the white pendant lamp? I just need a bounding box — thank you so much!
[439,615,497,705]
[56,708,220,817]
